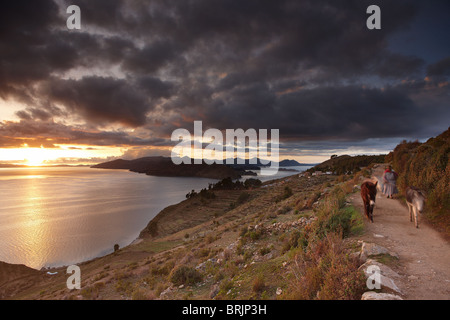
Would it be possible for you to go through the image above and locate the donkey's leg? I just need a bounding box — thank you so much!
[363,203,370,221]
[414,206,419,228]
[407,203,413,222]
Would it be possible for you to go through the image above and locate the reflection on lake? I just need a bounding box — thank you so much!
[0,165,310,269]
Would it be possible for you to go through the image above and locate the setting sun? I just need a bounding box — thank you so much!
[0,145,124,166]
[24,152,47,166]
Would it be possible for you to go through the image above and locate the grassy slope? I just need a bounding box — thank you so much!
[386,128,450,236]
[3,171,370,300]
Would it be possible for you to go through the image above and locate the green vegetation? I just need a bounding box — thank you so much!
[283,185,366,300]
[169,266,203,286]
[308,154,386,175]
[386,128,449,233]
[236,191,251,205]
[10,167,370,300]
[274,186,293,203]
[283,233,365,300]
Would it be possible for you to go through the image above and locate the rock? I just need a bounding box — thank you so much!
[373,234,385,238]
[209,285,219,299]
[362,291,403,300]
[360,260,402,294]
[159,286,174,299]
[360,242,399,262]
[360,259,401,280]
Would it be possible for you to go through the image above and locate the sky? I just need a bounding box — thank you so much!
[0,0,449,165]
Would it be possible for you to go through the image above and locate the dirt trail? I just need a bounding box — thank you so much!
[350,164,450,300]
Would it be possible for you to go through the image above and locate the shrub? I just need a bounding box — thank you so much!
[132,288,149,300]
[220,279,234,293]
[274,186,294,202]
[237,192,251,205]
[248,230,262,241]
[304,191,321,209]
[169,266,203,286]
[252,275,265,293]
[311,187,361,239]
[259,246,271,256]
[277,205,292,215]
[282,230,308,254]
[285,233,365,300]
[386,129,449,232]
[244,178,262,189]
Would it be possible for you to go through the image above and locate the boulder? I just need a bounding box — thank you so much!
[362,291,403,300]
[359,259,402,294]
[360,259,401,280]
[360,242,399,262]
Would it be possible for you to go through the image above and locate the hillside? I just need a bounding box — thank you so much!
[1,170,372,300]
[2,136,448,300]
[278,159,311,167]
[386,127,450,234]
[308,154,386,175]
[92,156,242,180]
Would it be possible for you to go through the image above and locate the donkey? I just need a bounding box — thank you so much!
[361,181,378,223]
[406,186,426,228]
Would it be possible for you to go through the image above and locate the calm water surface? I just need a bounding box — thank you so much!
[0,166,309,269]
[0,167,218,269]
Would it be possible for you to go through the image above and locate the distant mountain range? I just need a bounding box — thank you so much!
[92,156,316,179]
[173,157,315,167]
[91,156,243,179]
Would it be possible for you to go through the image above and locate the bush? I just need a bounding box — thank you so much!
[244,178,262,189]
[248,230,262,241]
[259,246,271,256]
[386,129,449,227]
[237,192,251,205]
[310,187,362,239]
[276,205,292,215]
[252,275,265,293]
[169,266,203,286]
[282,230,308,254]
[285,233,365,300]
[275,186,293,202]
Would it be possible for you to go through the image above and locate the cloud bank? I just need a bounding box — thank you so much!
[0,0,449,160]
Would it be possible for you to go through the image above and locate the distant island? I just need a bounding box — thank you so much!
[91,157,316,179]
[225,158,315,171]
[92,156,244,180]
[278,159,315,167]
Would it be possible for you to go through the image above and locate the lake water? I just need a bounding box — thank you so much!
[0,166,310,269]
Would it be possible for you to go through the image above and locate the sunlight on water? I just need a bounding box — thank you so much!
[0,167,218,269]
[0,166,308,269]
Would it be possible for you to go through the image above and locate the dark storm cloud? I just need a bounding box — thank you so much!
[0,1,73,97]
[1,0,449,150]
[196,84,431,141]
[16,108,54,122]
[0,119,169,148]
[45,76,152,127]
[427,56,450,77]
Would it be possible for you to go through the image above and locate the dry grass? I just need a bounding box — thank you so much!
[284,233,365,300]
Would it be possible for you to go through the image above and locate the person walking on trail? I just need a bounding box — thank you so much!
[382,165,398,198]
